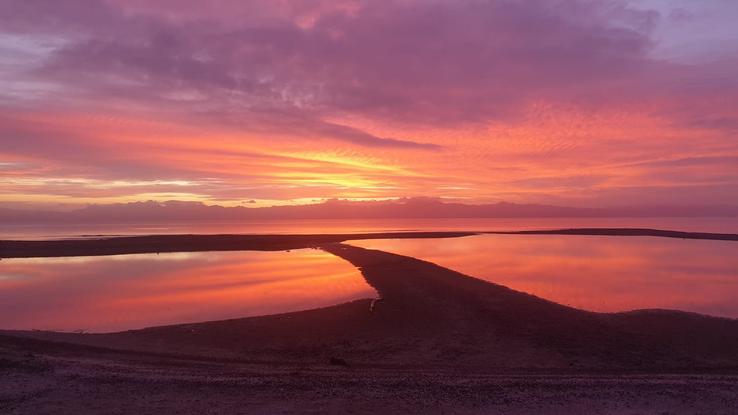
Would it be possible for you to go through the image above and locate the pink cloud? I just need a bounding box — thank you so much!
[0,0,737,207]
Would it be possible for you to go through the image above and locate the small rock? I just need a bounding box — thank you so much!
[329,357,349,367]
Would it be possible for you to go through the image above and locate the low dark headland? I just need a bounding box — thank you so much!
[2,227,737,259]
[490,227,738,241]
[0,231,474,258]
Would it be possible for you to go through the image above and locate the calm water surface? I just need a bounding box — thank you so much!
[0,249,374,332]
[2,217,738,240]
[350,234,738,318]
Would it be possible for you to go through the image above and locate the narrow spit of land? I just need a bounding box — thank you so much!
[0,232,474,258]
[1,227,737,259]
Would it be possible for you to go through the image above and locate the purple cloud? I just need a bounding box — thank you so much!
[2,1,661,125]
[1,0,738,207]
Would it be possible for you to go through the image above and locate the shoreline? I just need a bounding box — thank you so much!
[2,227,737,259]
[5,243,738,371]
[0,231,474,258]
[488,227,738,241]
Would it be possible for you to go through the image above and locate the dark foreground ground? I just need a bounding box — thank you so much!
[3,341,738,415]
[2,230,738,414]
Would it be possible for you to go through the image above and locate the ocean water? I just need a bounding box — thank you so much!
[2,216,737,240]
[0,249,373,332]
[349,234,738,318]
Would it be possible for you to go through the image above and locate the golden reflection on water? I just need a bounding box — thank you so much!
[0,249,373,332]
[349,235,738,318]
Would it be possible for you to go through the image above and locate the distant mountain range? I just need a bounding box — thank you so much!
[2,198,738,224]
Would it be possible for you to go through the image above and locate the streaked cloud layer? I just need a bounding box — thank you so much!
[1,0,737,208]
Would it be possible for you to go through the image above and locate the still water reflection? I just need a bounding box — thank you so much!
[350,235,738,318]
[0,249,373,332]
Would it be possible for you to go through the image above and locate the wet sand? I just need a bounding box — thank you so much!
[2,230,738,413]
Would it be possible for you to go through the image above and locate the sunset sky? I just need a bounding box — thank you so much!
[2,0,737,210]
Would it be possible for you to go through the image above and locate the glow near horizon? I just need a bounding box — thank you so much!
[1,0,737,209]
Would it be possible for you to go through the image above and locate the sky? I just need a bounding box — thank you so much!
[1,0,737,210]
